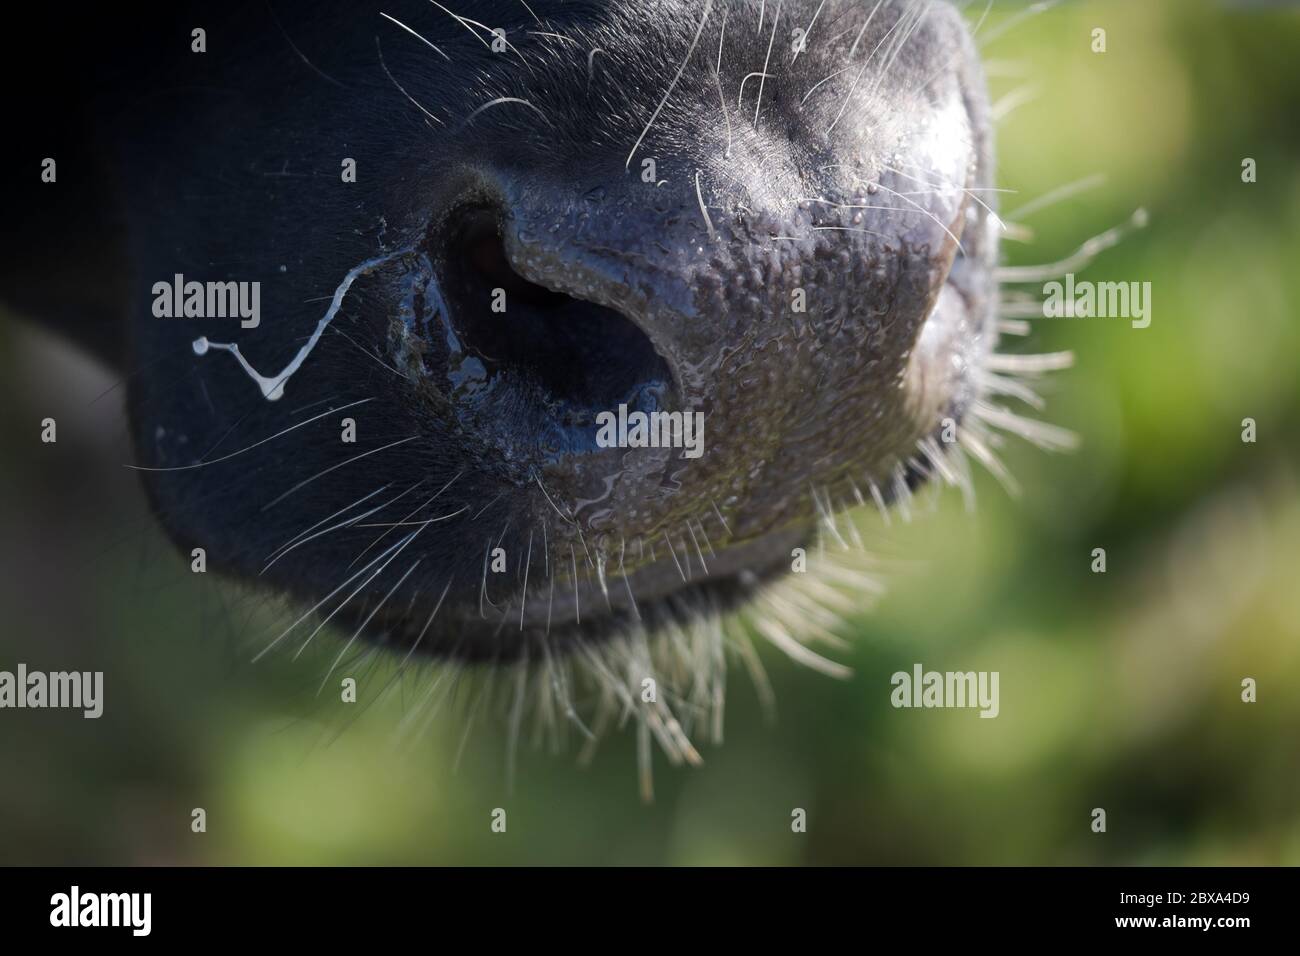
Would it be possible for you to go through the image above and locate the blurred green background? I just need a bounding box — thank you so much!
[2,0,1298,865]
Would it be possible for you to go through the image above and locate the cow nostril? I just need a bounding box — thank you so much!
[432,203,674,455]
[459,209,570,311]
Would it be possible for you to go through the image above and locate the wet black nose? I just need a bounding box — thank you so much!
[412,118,980,562]
[375,0,995,567]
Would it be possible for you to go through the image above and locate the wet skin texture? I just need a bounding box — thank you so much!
[4,0,997,663]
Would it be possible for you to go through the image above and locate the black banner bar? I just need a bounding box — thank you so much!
[0,866,1286,941]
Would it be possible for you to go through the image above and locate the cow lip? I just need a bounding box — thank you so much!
[350,522,808,662]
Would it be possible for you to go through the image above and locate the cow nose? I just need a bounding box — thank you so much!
[417,138,975,566]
